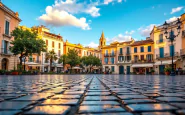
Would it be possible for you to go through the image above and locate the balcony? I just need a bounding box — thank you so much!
[132,60,154,63]
[104,54,109,57]
[119,53,123,55]
[156,39,164,44]
[156,52,179,59]
[125,51,131,55]
[109,53,116,57]
[0,48,12,55]
[118,60,131,63]
[180,49,185,56]
[182,30,185,38]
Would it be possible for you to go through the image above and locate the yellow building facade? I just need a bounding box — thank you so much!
[19,25,64,72]
[130,38,154,74]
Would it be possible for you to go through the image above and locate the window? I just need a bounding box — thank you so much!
[58,43,61,49]
[58,50,61,57]
[111,66,115,72]
[118,56,123,62]
[159,47,164,58]
[5,20,10,35]
[111,57,114,64]
[126,56,131,61]
[111,49,114,55]
[146,54,153,61]
[140,46,144,52]
[46,40,48,46]
[148,46,151,52]
[106,50,108,54]
[169,31,174,40]
[104,58,108,64]
[134,47,137,53]
[126,47,130,54]
[159,34,163,43]
[52,41,54,48]
[170,45,174,56]
[140,55,144,60]
[120,48,122,54]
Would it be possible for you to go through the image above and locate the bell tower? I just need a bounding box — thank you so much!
[99,31,106,48]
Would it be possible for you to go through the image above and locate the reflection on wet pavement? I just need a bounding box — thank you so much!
[0,75,185,115]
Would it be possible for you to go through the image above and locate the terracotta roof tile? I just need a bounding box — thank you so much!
[131,39,153,46]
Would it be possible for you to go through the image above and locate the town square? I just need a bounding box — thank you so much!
[0,0,185,115]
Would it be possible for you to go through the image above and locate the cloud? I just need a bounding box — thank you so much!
[171,6,183,14]
[38,6,91,30]
[107,34,132,43]
[53,0,100,17]
[166,16,180,23]
[118,0,122,3]
[86,42,99,48]
[125,30,135,35]
[104,0,113,4]
[138,24,156,37]
[104,0,123,4]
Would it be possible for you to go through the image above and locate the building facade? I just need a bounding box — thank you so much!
[130,38,154,74]
[151,17,183,74]
[19,25,64,72]
[0,2,21,70]
[180,13,185,70]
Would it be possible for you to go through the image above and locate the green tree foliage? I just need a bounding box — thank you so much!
[67,49,80,72]
[45,51,58,71]
[10,27,46,71]
[58,54,69,70]
[81,54,101,72]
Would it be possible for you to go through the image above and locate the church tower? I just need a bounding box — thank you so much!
[99,31,106,49]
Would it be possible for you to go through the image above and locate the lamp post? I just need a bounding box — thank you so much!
[163,18,181,76]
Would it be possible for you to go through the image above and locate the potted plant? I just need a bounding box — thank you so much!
[0,70,6,75]
[164,67,171,75]
[151,69,155,75]
[11,70,19,75]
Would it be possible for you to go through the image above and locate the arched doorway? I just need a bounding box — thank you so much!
[2,58,8,70]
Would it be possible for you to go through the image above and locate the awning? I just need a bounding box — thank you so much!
[154,60,177,65]
[72,67,82,69]
[132,63,153,68]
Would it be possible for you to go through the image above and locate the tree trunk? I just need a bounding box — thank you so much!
[70,66,72,74]
[50,59,52,72]
[19,56,23,72]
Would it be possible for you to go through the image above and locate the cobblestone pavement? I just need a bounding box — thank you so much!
[0,75,185,115]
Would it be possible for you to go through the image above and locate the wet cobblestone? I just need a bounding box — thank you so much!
[0,75,185,115]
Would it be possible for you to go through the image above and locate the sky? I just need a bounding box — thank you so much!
[2,0,185,48]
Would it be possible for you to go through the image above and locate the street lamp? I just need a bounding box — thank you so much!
[163,18,181,76]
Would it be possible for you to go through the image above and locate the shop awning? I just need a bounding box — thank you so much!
[23,62,43,66]
[154,60,177,65]
[132,63,153,68]
[72,67,82,69]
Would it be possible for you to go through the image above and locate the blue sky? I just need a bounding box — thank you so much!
[3,0,185,47]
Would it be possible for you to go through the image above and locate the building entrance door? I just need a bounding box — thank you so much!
[119,66,124,74]
[126,66,130,74]
[159,65,165,75]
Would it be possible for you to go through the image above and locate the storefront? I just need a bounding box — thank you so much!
[131,63,153,75]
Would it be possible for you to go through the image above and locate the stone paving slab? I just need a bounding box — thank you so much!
[141,112,175,115]
[24,105,71,115]
[118,95,148,100]
[123,99,156,104]
[79,113,133,115]
[78,105,126,114]
[0,101,34,110]
[84,96,117,101]
[0,110,21,115]
[86,92,111,96]
[126,103,177,112]
[176,109,185,115]
[51,94,81,99]
[41,99,79,105]
[156,97,185,102]
[81,101,120,105]
[170,103,185,109]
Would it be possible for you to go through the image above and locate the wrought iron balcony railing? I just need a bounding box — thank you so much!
[156,52,179,58]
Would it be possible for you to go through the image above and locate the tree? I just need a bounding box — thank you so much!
[67,49,80,73]
[45,51,58,71]
[81,55,101,72]
[58,54,69,70]
[10,27,46,71]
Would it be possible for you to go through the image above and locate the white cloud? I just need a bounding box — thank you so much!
[38,6,91,30]
[125,30,135,35]
[104,0,113,4]
[86,42,99,48]
[171,6,183,14]
[166,16,180,23]
[118,0,122,3]
[107,34,132,43]
[138,24,156,37]
[54,0,100,17]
